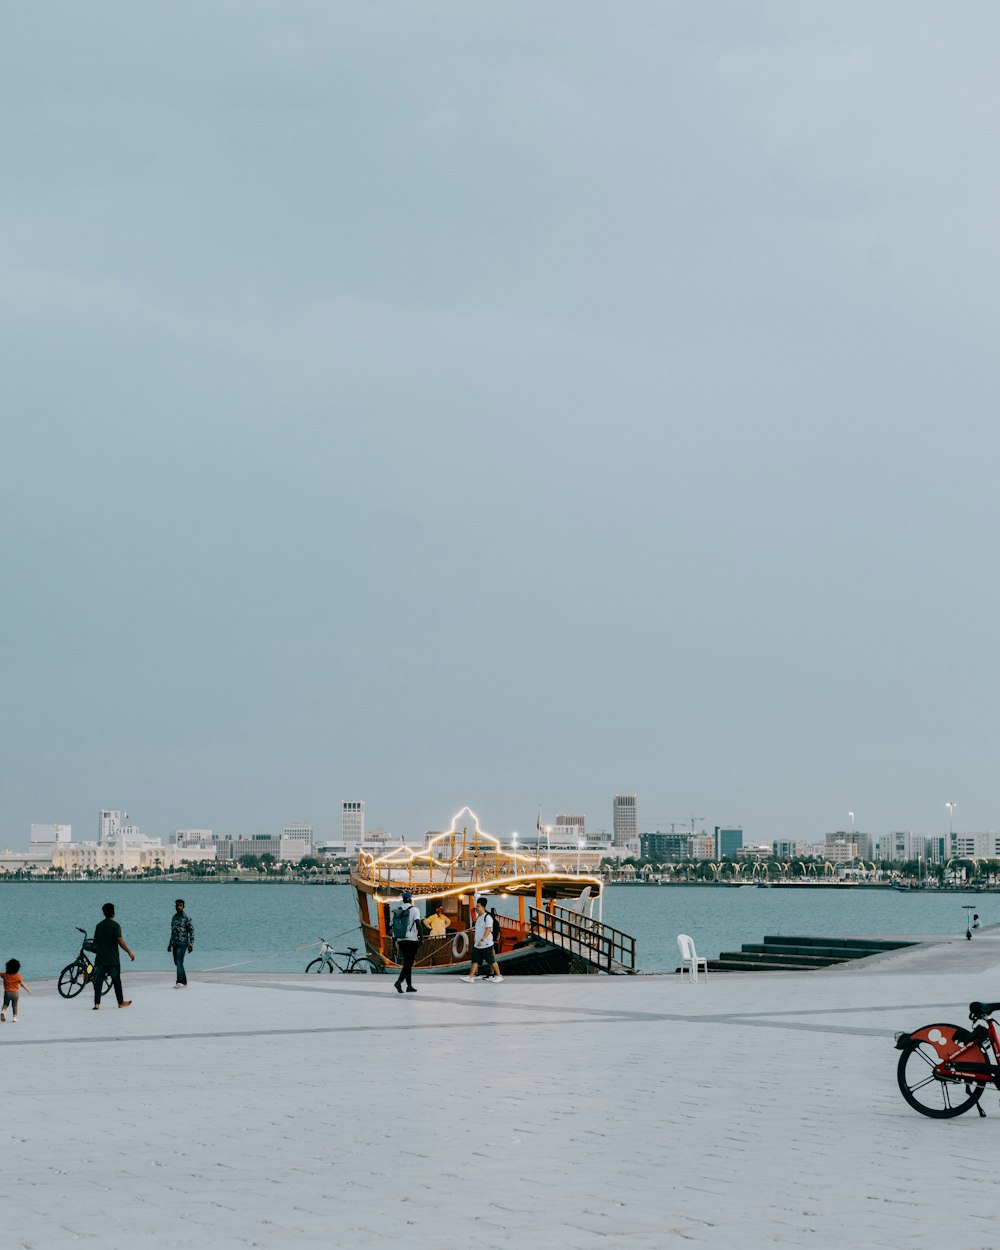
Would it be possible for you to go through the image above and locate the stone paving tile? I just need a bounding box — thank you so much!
[6,960,1000,1248]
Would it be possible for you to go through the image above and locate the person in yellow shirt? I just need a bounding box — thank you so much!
[424,904,451,940]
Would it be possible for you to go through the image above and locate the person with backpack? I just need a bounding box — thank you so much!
[391,890,421,994]
[462,896,503,983]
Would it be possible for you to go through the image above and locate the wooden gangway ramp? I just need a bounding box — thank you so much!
[529,903,637,974]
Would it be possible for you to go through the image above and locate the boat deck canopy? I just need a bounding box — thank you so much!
[352,821,602,903]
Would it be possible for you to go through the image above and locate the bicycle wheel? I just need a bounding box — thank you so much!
[897,1041,986,1118]
[304,958,326,973]
[100,972,115,996]
[348,957,380,974]
[58,961,86,998]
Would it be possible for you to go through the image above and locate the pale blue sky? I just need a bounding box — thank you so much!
[3,3,1000,847]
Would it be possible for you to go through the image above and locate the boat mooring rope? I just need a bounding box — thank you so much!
[201,926,361,973]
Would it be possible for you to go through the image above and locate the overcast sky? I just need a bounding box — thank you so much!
[2,3,999,848]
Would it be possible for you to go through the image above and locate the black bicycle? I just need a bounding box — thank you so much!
[305,939,380,974]
[58,928,115,999]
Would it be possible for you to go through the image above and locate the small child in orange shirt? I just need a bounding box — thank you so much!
[2,958,31,1022]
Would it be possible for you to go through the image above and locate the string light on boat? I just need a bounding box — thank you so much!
[368,806,549,876]
[370,870,602,906]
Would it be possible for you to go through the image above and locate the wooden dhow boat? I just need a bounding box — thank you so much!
[351,807,637,976]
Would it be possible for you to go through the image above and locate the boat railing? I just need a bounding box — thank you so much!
[368,914,525,969]
[528,904,636,974]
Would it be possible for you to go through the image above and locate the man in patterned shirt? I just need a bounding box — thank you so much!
[167,899,195,988]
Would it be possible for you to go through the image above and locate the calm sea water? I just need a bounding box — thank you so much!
[0,881,992,978]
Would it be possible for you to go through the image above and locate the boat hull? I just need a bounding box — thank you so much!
[369,937,598,976]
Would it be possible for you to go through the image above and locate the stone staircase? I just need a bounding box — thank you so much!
[705,933,915,972]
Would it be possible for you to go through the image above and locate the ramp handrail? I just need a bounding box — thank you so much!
[529,904,636,974]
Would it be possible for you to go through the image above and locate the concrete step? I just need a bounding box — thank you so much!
[762,934,913,952]
[719,949,848,967]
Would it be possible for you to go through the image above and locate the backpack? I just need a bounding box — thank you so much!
[488,907,502,953]
[392,905,412,941]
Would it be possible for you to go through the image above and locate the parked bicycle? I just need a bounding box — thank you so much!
[896,1000,1000,1118]
[305,939,381,974]
[57,928,115,999]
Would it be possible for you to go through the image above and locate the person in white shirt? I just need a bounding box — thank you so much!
[462,897,503,983]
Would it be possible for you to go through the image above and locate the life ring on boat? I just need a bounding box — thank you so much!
[451,930,470,960]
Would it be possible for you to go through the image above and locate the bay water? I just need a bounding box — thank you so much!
[0,881,993,978]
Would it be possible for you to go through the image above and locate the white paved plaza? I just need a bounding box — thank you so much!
[5,932,1000,1249]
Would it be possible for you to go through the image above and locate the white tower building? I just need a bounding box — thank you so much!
[613,795,637,850]
[342,802,365,854]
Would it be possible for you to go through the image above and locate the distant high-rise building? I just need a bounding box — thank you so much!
[342,801,365,851]
[99,810,122,845]
[874,832,928,862]
[714,826,743,858]
[31,823,71,846]
[640,832,689,861]
[99,810,150,849]
[172,829,215,849]
[213,834,305,863]
[283,824,313,852]
[825,830,873,862]
[553,815,587,845]
[613,795,637,849]
[689,834,715,860]
[951,832,1000,859]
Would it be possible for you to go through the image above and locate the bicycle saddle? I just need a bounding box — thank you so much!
[969,1001,1000,1020]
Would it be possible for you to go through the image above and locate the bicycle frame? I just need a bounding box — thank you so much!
[305,936,380,974]
[898,1020,1000,1087]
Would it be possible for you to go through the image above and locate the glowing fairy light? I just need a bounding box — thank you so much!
[359,805,602,902]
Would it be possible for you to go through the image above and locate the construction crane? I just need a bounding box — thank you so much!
[663,817,706,835]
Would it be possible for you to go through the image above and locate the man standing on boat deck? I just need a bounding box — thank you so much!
[167,899,194,987]
[424,904,451,941]
[462,897,503,983]
[393,891,421,994]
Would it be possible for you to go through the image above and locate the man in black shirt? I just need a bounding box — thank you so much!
[92,902,136,1010]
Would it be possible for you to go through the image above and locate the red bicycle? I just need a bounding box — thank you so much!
[896,1000,1000,1118]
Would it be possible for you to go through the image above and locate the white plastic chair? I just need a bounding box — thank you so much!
[677,933,709,983]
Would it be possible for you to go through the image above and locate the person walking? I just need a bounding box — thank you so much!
[462,897,503,983]
[392,890,421,994]
[1,958,30,1022]
[92,902,135,1010]
[168,899,195,987]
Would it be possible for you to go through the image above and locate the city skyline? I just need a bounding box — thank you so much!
[1,795,984,852]
[3,6,1000,848]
